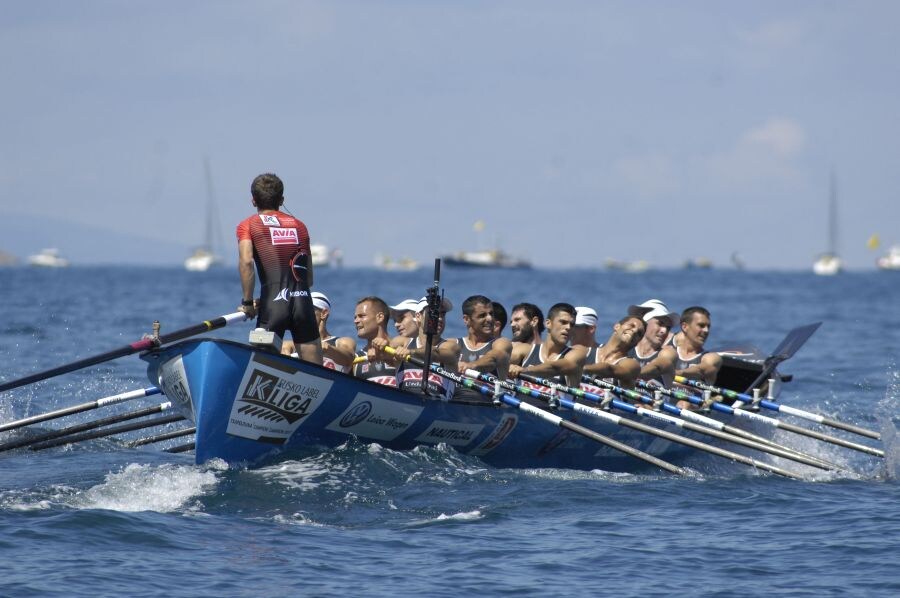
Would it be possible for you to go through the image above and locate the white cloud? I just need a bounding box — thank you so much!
[741,118,806,157]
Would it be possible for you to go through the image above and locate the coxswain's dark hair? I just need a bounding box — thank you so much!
[462,295,493,317]
[251,173,285,210]
[547,302,576,321]
[511,302,545,334]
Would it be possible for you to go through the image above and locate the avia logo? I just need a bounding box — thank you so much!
[270,227,299,245]
[339,401,372,428]
[236,370,314,424]
[260,214,281,226]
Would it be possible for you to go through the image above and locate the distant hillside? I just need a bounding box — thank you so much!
[0,210,227,266]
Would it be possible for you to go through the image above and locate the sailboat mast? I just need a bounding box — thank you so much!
[828,170,838,256]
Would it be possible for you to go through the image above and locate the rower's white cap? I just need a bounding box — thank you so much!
[628,299,679,327]
[574,306,598,327]
[389,298,420,319]
[415,296,453,313]
[311,291,331,311]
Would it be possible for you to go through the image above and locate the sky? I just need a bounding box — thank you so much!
[1,0,899,269]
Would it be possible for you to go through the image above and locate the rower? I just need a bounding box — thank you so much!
[508,303,587,388]
[579,315,645,389]
[388,295,460,399]
[388,298,421,340]
[352,296,399,386]
[626,299,680,387]
[509,302,545,370]
[670,306,722,385]
[449,295,512,401]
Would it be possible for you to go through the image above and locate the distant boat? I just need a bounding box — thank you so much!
[374,254,420,271]
[26,248,69,268]
[310,243,336,268]
[683,257,713,270]
[184,158,224,272]
[184,248,219,272]
[877,245,900,271]
[605,258,651,273]
[442,249,531,269]
[813,171,842,276]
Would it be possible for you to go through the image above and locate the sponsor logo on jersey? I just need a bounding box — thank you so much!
[273,288,310,302]
[260,214,281,226]
[270,227,299,245]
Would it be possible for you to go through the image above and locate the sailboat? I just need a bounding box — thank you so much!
[184,158,225,272]
[812,171,842,276]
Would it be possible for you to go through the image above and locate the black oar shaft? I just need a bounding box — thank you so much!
[0,312,246,394]
[0,402,175,453]
[165,442,195,454]
[30,413,186,451]
[128,427,196,447]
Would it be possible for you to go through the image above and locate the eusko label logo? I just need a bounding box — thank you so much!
[339,401,372,428]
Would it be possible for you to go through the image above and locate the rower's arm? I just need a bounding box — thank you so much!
[238,239,256,303]
[676,352,723,384]
[612,357,641,389]
[462,338,512,379]
[516,346,587,378]
[323,337,357,367]
[639,346,677,379]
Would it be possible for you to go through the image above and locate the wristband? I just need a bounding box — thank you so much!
[241,299,254,307]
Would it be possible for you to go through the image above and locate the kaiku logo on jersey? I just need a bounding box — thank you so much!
[270,227,299,245]
[260,214,281,226]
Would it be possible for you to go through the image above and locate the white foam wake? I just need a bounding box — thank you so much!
[71,460,226,513]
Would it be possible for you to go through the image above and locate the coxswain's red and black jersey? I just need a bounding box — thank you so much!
[237,211,318,343]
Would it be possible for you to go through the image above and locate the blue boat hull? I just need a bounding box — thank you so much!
[141,339,759,471]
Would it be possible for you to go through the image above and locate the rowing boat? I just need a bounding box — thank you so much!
[139,337,785,471]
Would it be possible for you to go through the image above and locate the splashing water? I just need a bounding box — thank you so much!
[876,369,900,480]
[70,460,226,513]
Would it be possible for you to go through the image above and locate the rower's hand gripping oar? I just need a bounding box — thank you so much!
[0,312,249,394]
[674,375,881,441]
[382,349,687,475]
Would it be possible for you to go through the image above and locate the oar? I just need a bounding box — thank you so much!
[633,379,835,468]
[743,322,821,393]
[668,377,883,458]
[465,371,802,478]
[384,350,687,475]
[128,427,196,448]
[0,312,249,394]
[30,412,186,452]
[0,402,177,453]
[0,387,162,434]
[674,375,881,441]
[165,442,195,454]
[572,376,837,471]
[421,258,442,396]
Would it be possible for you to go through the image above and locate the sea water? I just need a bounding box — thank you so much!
[1,266,899,597]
